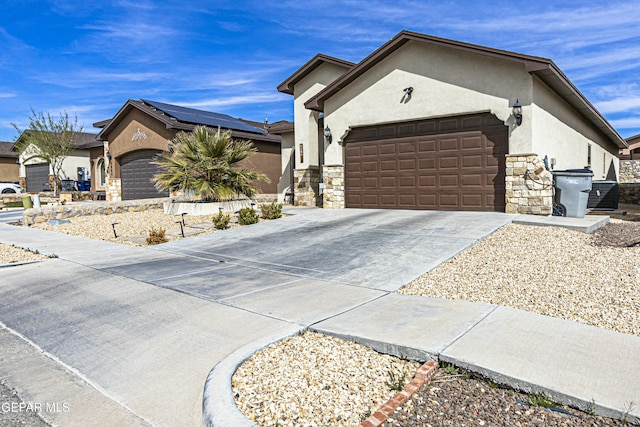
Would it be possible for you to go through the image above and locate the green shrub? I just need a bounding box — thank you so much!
[238,207,259,225]
[146,227,168,245]
[212,211,230,230]
[259,202,283,220]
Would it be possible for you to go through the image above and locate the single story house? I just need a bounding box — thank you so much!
[95,99,292,202]
[620,133,640,160]
[16,132,103,193]
[278,30,627,214]
[0,142,19,183]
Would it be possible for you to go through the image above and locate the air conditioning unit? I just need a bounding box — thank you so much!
[588,180,618,210]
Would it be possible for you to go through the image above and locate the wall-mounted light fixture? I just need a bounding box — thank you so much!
[324,125,332,144]
[512,99,523,126]
[105,151,111,161]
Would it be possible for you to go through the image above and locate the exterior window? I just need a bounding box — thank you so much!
[587,144,592,166]
[299,144,304,163]
[98,159,106,186]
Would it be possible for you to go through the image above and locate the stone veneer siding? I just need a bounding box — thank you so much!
[293,167,321,207]
[22,198,167,226]
[106,177,122,202]
[323,165,345,209]
[619,160,640,204]
[505,154,553,215]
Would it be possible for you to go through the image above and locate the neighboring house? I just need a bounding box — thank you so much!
[278,30,627,214]
[16,132,102,193]
[0,142,19,183]
[95,99,292,202]
[619,134,640,204]
[620,133,640,160]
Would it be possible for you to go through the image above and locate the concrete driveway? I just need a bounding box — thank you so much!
[0,208,511,426]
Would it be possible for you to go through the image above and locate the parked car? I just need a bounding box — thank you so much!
[0,182,24,194]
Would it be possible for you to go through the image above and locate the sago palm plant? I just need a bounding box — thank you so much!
[153,126,268,201]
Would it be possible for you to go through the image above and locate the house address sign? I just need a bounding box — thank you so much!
[132,128,148,141]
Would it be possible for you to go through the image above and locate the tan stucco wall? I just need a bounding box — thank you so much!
[322,41,531,165]
[293,62,351,169]
[0,158,19,182]
[241,140,280,194]
[277,131,294,201]
[531,77,619,180]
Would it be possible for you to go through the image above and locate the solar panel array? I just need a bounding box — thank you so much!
[142,99,266,135]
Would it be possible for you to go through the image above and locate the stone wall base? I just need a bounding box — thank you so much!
[22,198,168,226]
[505,154,553,215]
[323,165,345,209]
[293,167,320,207]
[106,178,121,202]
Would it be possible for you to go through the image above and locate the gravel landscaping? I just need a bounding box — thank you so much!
[2,208,640,426]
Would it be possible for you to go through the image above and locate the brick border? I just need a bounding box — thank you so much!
[359,360,438,427]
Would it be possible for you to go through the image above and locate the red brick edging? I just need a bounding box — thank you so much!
[359,360,438,427]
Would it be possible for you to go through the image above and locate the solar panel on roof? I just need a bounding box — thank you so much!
[142,99,266,135]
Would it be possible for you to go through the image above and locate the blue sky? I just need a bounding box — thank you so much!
[1,0,639,142]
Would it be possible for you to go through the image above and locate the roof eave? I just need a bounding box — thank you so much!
[277,53,355,95]
[531,65,627,149]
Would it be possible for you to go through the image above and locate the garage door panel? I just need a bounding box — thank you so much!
[344,113,507,211]
[462,174,483,187]
[380,194,398,206]
[398,176,416,188]
[439,194,460,207]
[462,136,483,149]
[380,176,397,188]
[439,138,459,151]
[462,155,483,168]
[398,159,416,171]
[398,194,417,206]
[361,146,378,157]
[362,161,378,172]
[439,175,459,187]
[363,177,378,188]
[419,158,436,169]
[380,160,397,171]
[398,142,416,154]
[418,140,436,153]
[419,175,436,187]
[439,156,459,169]
[462,194,483,207]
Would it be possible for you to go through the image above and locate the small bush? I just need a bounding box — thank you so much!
[238,207,259,225]
[146,227,168,245]
[259,202,283,220]
[212,211,230,230]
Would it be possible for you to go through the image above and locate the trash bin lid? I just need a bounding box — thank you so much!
[552,169,594,177]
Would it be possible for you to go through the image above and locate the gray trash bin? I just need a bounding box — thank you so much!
[552,169,593,218]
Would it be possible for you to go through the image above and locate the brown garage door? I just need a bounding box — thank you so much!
[344,113,508,211]
[120,150,168,200]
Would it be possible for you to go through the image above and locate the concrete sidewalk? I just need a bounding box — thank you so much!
[1,210,637,427]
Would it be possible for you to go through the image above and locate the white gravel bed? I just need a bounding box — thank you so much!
[0,244,50,264]
[232,331,419,427]
[400,223,640,336]
[28,209,224,245]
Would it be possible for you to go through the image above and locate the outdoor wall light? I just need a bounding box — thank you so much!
[105,151,111,160]
[512,99,523,126]
[324,125,332,144]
